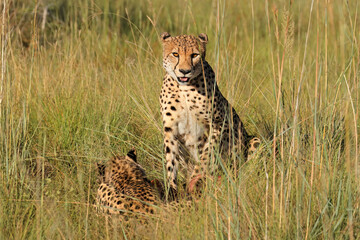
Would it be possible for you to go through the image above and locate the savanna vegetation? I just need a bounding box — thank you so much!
[1,0,359,239]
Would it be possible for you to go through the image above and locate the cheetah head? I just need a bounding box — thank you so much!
[161,32,208,85]
[97,148,139,182]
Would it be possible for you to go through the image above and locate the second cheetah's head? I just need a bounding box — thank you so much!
[97,148,139,182]
[161,32,208,85]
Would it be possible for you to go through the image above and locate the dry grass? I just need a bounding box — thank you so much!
[1,0,359,239]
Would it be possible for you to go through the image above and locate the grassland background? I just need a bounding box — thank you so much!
[0,0,359,239]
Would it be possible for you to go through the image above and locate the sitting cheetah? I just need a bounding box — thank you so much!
[96,149,164,218]
[159,32,260,192]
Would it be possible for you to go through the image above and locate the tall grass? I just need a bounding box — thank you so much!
[1,0,359,239]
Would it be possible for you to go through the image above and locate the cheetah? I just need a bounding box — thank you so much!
[96,149,164,219]
[159,32,260,192]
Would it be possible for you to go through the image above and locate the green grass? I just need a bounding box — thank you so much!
[1,0,359,239]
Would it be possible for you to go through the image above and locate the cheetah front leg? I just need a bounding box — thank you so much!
[188,129,221,190]
[163,124,180,193]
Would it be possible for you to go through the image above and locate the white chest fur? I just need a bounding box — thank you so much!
[177,92,205,161]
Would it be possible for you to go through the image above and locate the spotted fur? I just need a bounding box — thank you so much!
[159,32,260,192]
[96,149,162,219]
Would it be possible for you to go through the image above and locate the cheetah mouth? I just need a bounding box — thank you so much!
[178,77,190,83]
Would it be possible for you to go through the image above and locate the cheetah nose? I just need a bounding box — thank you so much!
[179,69,191,75]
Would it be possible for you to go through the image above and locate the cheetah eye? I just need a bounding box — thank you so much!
[191,53,199,58]
[172,52,179,57]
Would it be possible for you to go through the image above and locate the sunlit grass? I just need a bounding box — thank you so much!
[1,0,359,239]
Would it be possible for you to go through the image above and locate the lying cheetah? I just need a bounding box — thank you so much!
[159,32,260,192]
[96,149,164,218]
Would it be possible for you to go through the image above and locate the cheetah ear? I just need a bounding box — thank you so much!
[198,33,208,58]
[160,32,171,42]
[126,148,137,162]
[96,163,106,177]
[198,33,208,44]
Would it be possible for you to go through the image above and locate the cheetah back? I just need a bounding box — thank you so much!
[96,150,157,217]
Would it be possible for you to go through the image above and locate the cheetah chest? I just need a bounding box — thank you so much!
[177,93,207,152]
